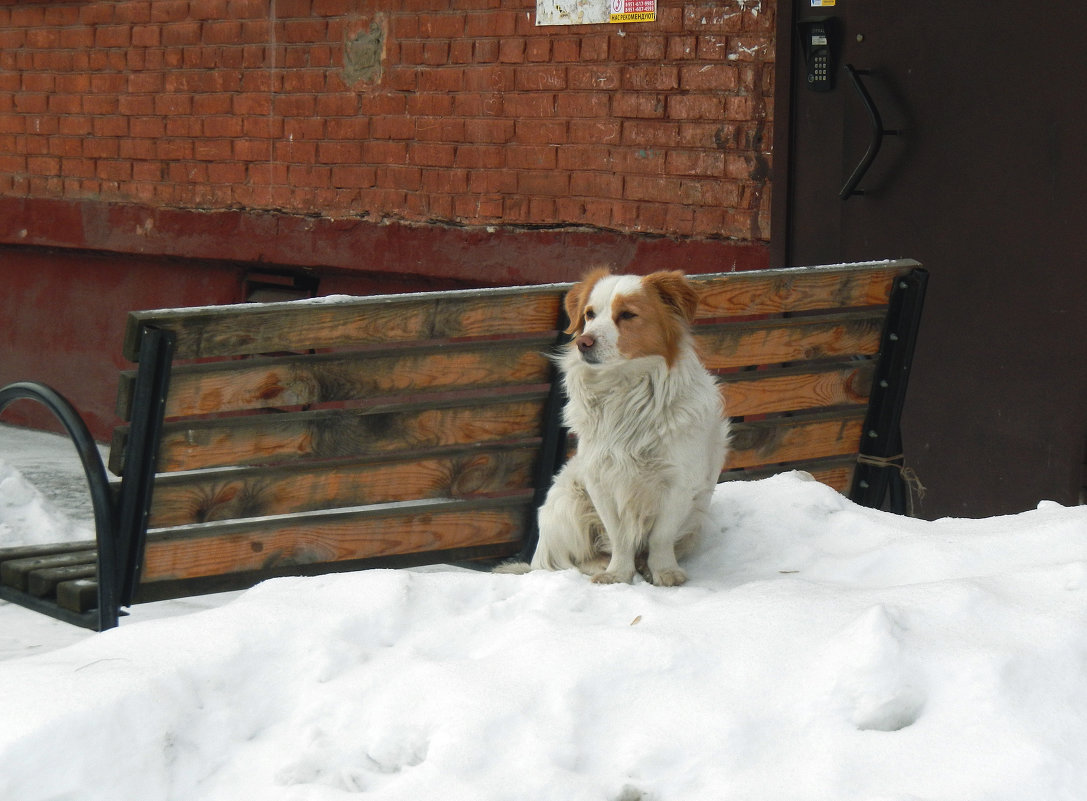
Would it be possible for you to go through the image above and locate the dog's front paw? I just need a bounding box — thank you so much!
[591,571,632,585]
[651,567,687,587]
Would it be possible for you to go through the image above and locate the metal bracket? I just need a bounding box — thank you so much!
[850,267,929,513]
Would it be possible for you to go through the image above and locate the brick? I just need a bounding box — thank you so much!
[680,63,740,91]
[504,93,555,117]
[563,119,619,147]
[498,38,525,63]
[668,35,698,60]
[421,167,469,194]
[273,94,316,116]
[463,65,514,92]
[234,139,272,161]
[567,65,621,91]
[621,120,679,147]
[696,34,731,60]
[93,117,129,138]
[418,68,465,93]
[120,139,158,160]
[363,141,408,163]
[375,165,421,191]
[283,19,328,44]
[525,38,550,62]
[557,145,614,172]
[667,93,725,121]
[205,21,244,45]
[464,118,515,144]
[515,65,566,91]
[622,65,679,91]
[28,154,65,175]
[506,145,556,170]
[408,142,456,167]
[468,169,516,193]
[612,93,666,119]
[556,93,611,118]
[667,149,725,177]
[317,142,363,163]
[162,21,202,46]
[328,164,376,186]
[417,117,466,143]
[513,119,567,145]
[684,5,744,33]
[450,39,474,64]
[422,41,450,65]
[474,39,500,63]
[194,139,234,161]
[453,92,504,117]
[326,117,370,140]
[194,94,234,116]
[418,12,465,37]
[455,145,505,169]
[98,160,133,181]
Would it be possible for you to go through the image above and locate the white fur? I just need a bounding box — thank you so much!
[530,273,730,586]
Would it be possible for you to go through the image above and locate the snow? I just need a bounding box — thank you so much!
[2,423,1087,800]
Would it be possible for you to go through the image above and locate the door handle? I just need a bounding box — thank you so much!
[839,65,901,199]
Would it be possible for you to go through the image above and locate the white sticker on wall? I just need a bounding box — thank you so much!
[537,0,655,25]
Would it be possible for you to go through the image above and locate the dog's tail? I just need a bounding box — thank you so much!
[492,560,532,575]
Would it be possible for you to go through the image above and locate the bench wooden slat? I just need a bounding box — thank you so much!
[139,497,530,584]
[56,578,99,613]
[111,394,548,475]
[693,261,904,319]
[118,338,555,420]
[124,287,565,361]
[147,445,540,527]
[720,361,875,417]
[28,563,98,598]
[727,410,866,470]
[694,311,884,371]
[721,456,858,493]
[1,549,97,592]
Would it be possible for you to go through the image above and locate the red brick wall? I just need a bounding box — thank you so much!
[0,0,775,267]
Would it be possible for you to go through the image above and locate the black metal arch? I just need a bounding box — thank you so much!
[0,381,120,630]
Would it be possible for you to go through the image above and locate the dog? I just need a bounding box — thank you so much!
[528,269,730,586]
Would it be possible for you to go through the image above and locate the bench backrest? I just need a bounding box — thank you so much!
[108,258,924,604]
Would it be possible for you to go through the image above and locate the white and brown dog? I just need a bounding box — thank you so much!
[529,269,730,586]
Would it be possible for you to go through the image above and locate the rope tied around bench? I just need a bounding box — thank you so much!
[856,452,926,516]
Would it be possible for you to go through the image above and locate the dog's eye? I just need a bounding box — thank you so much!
[618,310,637,321]
[584,309,596,321]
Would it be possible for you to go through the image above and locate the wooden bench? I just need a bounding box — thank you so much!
[0,259,927,630]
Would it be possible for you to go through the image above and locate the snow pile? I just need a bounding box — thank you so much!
[2,466,1087,800]
[0,457,94,547]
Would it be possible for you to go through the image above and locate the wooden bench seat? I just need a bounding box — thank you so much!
[0,259,927,630]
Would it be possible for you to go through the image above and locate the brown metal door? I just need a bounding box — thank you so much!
[776,1,1087,518]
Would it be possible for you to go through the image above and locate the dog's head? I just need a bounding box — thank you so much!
[563,269,700,367]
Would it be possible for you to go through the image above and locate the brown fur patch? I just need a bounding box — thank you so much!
[612,281,687,366]
[563,267,612,335]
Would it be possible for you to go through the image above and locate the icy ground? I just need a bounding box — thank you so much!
[2,423,1087,800]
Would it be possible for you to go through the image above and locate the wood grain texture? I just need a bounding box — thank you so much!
[147,446,539,527]
[720,361,875,417]
[694,312,884,370]
[118,339,554,420]
[726,411,866,470]
[139,498,529,583]
[111,394,547,474]
[691,261,911,320]
[721,457,857,493]
[124,289,564,361]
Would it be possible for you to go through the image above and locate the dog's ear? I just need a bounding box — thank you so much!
[563,268,611,334]
[644,271,700,324]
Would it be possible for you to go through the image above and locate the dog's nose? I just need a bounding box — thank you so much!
[575,334,595,353]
